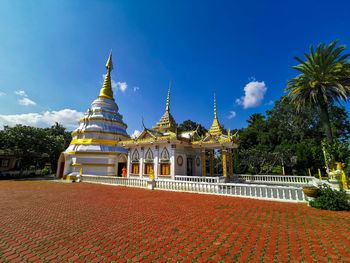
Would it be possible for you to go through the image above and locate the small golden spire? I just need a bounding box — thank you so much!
[106,50,113,71]
[214,89,217,119]
[166,81,171,112]
[208,89,223,136]
[99,50,114,100]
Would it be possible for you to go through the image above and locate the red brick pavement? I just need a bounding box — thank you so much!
[0,180,349,262]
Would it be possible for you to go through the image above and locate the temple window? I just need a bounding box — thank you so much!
[132,163,139,174]
[160,163,170,175]
[145,163,154,174]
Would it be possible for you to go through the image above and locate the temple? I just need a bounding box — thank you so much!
[57,51,129,180]
[57,52,239,180]
[121,88,239,180]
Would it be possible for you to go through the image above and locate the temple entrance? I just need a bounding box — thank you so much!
[56,153,65,178]
[187,157,193,176]
[117,154,128,177]
[117,162,126,177]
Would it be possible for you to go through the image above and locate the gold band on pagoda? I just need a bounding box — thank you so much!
[70,138,119,145]
[71,130,128,138]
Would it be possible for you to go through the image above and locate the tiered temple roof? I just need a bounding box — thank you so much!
[152,88,177,133]
[121,88,238,149]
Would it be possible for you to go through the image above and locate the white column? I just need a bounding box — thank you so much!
[127,150,131,178]
[154,146,159,179]
[139,147,144,178]
[170,144,176,180]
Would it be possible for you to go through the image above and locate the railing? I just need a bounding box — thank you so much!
[81,175,148,188]
[175,175,226,183]
[79,175,307,203]
[233,174,316,186]
[156,180,306,203]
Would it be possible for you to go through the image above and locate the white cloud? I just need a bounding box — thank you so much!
[265,100,274,106]
[227,111,236,119]
[15,90,27,96]
[117,82,127,92]
[0,109,84,129]
[15,90,37,106]
[236,81,267,109]
[111,80,117,89]
[18,97,36,106]
[133,86,140,92]
[0,91,5,96]
[131,129,141,139]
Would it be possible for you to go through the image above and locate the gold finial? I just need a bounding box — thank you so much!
[214,89,217,119]
[166,81,171,112]
[99,50,114,100]
[208,89,223,136]
[106,50,113,72]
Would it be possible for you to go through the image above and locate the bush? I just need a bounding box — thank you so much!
[41,167,50,175]
[309,184,350,211]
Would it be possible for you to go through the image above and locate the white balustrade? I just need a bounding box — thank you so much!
[233,174,316,186]
[175,175,225,183]
[156,179,306,203]
[79,174,307,203]
[81,174,148,188]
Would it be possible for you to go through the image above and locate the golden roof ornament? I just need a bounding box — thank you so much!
[152,82,177,133]
[99,50,114,100]
[166,84,170,112]
[208,89,223,136]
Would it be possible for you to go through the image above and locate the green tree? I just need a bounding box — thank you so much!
[285,40,350,144]
[178,120,208,137]
[236,97,350,174]
[0,123,72,172]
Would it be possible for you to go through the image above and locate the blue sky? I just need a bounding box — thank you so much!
[1,0,350,136]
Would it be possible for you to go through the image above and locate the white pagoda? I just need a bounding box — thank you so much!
[56,51,129,179]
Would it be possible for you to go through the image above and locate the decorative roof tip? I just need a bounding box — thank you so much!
[98,50,114,100]
[166,83,171,112]
[106,50,113,71]
[214,89,217,119]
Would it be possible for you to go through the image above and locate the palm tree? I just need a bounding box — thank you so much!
[285,40,350,144]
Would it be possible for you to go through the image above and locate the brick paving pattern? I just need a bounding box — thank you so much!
[0,180,349,262]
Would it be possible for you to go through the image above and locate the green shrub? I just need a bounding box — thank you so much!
[310,184,350,211]
[41,167,50,175]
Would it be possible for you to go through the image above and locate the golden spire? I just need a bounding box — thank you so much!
[208,90,223,136]
[99,50,114,100]
[152,84,177,133]
[166,81,171,112]
[214,89,217,119]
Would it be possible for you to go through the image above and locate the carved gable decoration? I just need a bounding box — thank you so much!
[138,131,154,140]
[132,149,139,161]
[145,148,154,161]
[160,147,169,160]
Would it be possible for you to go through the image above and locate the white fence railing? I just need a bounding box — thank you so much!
[81,175,148,188]
[174,175,226,183]
[80,175,306,203]
[233,174,316,186]
[156,180,306,202]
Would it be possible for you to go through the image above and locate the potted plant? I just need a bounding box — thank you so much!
[302,185,320,197]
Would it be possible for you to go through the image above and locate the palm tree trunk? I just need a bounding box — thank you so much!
[319,102,333,144]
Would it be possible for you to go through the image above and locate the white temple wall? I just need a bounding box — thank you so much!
[175,153,186,176]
